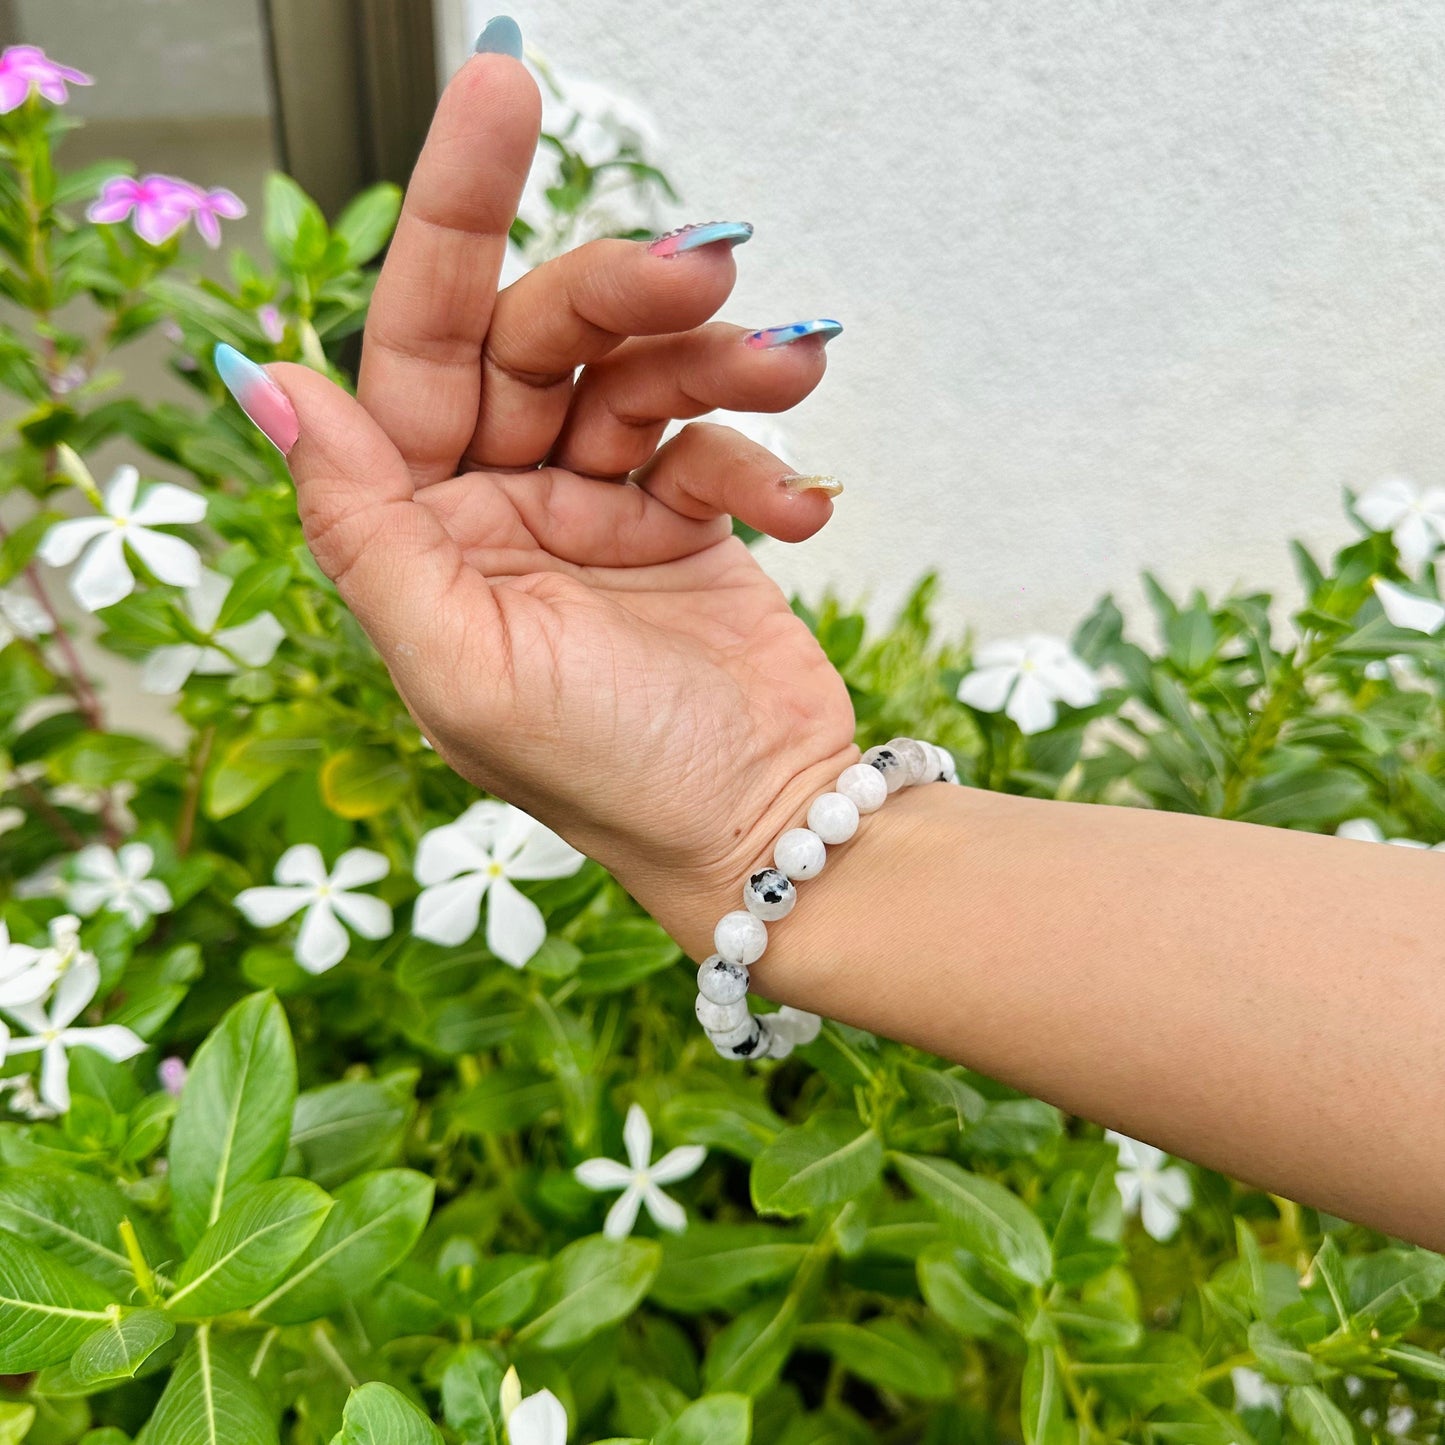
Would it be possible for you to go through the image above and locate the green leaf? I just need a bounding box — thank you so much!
[167,1177,332,1318]
[263,173,328,270]
[1381,1343,1445,1383]
[751,1114,883,1218]
[917,1245,1019,1341]
[1071,1335,1199,1410]
[892,1153,1052,1287]
[439,1347,503,1445]
[0,1405,33,1445]
[1285,1386,1355,1445]
[214,559,290,630]
[468,1254,545,1329]
[169,992,298,1251]
[1021,1343,1068,1445]
[662,1092,782,1161]
[70,1308,175,1387]
[288,1074,415,1188]
[513,1235,661,1352]
[48,731,171,789]
[0,1234,116,1372]
[797,1319,953,1401]
[330,1382,442,1445]
[253,1168,433,1324]
[332,183,403,266]
[450,1067,560,1136]
[651,1225,810,1312]
[1247,1320,1315,1385]
[1347,1248,1445,1332]
[703,1293,800,1397]
[141,1328,277,1445]
[319,747,412,819]
[574,917,682,994]
[654,1394,752,1445]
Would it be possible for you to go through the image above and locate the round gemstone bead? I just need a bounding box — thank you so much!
[743,867,796,921]
[712,1015,764,1057]
[919,741,949,782]
[696,994,750,1031]
[697,954,749,1005]
[772,1005,823,1045]
[837,762,888,813]
[862,743,907,793]
[758,1022,792,1060]
[774,827,826,880]
[885,737,930,787]
[713,909,767,966]
[807,791,859,844]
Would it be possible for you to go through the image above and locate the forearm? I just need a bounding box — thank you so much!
[672,783,1445,1247]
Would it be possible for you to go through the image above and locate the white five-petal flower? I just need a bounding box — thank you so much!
[0,919,62,1009]
[501,1367,568,1445]
[141,569,285,694]
[1335,818,1444,851]
[38,464,206,612]
[1105,1130,1193,1242]
[3,954,145,1113]
[574,1103,705,1240]
[0,585,52,649]
[1356,477,1445,572]
[957,634,1101,735]
[1232,1366,1284,1414]
[412,801,584,967]
[235,845,392,974]
[1374,578,1445,636]
[68,843,173,929]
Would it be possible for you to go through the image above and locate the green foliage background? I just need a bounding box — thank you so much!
[2,69,1445,1445]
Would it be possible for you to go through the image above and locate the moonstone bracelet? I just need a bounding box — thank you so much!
[696,738,958,1061]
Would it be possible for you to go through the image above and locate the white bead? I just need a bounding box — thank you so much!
[837,762,888,814]
[697,955,749,1004]
[774,827,826,880]
[808,791,859,845]
[743,866,796,921]
[919,741,949,782]
[885,737,930,787]
[759,1022,793,1060]
[696,994,750,1031]
[711,1015,765,1057]
[714,909,767,966]
[708,1015,757,1047]
[862,744,908,793]
[772,1005,823,1045]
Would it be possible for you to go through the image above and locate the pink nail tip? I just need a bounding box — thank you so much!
[214,342,299,454]
[647,220,753,257]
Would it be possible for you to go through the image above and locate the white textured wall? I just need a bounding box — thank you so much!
[443,0,1445,637]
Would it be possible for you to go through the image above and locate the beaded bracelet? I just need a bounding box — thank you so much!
[694,737,958,1061]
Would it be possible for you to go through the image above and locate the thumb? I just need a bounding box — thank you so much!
[214,345,494,684]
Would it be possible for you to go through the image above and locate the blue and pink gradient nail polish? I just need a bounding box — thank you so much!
[647,221,754,257]
[474,16,524,58]
[214,343,299,455]
[745,319,843,350]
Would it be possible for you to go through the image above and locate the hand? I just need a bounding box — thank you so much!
[222,47,857,959]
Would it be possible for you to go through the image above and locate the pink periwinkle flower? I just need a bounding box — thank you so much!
[257,304,285,345]
[0,46,92,114]
[157,1056,187,1097]
[87,174,245,249]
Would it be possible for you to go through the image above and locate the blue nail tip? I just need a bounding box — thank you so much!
[747,319,844,348]
[474,15,523,59]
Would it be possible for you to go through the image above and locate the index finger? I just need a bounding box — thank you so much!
[358,31,542,489]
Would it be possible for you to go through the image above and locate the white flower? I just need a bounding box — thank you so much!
[68,843,173,929]
[1335,818,1444,850]
[0,1073,53,1120]
[957,634,1101,734]
[412,801,584,966]
[1363,653,1427,689]
[1232,1367,1283,1414]
[38,464,206,612]
[1387,1405,1417,1439]
[141,569,285,693]
[0,585,51,648]
[235,844,392,974]
[3,955,145,1113]
[501,1367,567,1445]
[574,1103,705,1240]
[1105,1130,1192,1241]
[1374,578,1445,636]
[1356,478,1445,572]
[0,920,62,1009]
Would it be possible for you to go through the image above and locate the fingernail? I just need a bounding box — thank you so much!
[214,343,299,455]
[782,473,843,497]
[647,221,754,257]
[745,319,843,350]
[474,15,524,58]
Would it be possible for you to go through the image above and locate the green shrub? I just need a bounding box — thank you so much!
[2,44,1445,1445]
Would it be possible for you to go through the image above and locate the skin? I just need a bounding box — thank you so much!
[262,48,1445,1249]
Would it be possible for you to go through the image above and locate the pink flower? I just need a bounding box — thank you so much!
[257,304,285,345]
[88,175,197,245]
[186,185,246,248]
[0,46,92,113]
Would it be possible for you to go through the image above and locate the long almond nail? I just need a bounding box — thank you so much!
[214,343,299,455]
[647,221,754,257]
[782,473,843,497]
[745,319,843,350]
[474,15,524,57]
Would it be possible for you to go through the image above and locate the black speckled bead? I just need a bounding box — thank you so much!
[861,744,907,793]
[697,954,749,1005]
[743,866,796,921]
